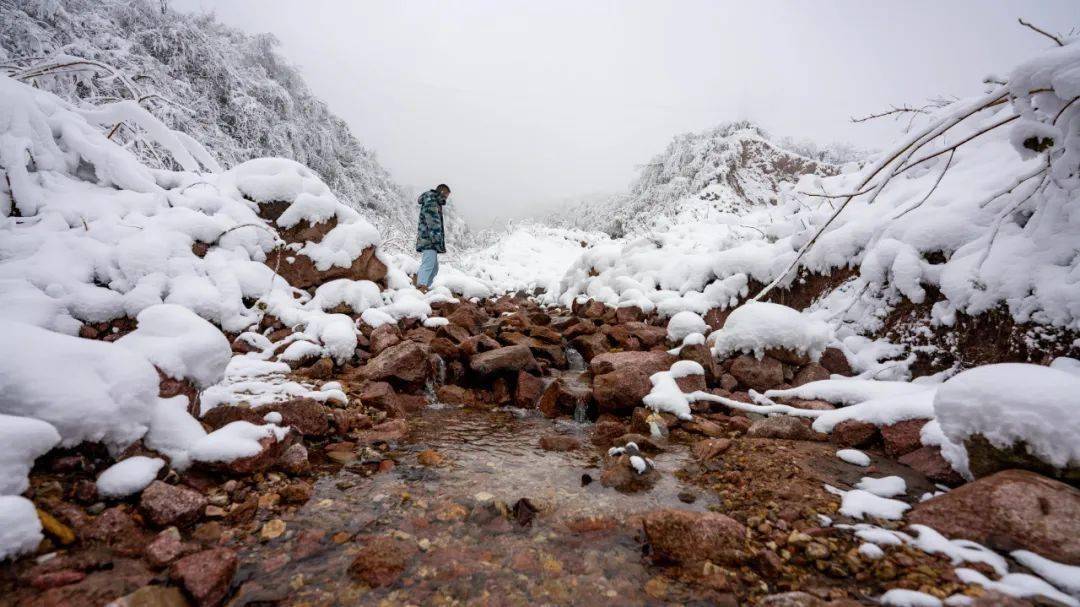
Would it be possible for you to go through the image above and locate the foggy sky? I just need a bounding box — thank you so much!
[172,0,1076,227]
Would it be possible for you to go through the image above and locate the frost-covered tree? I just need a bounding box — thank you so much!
[0,0,474,250]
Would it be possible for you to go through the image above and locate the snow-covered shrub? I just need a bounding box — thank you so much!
[712,302,832,361]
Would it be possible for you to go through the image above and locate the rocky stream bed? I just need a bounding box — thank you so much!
[3,294,1076,607]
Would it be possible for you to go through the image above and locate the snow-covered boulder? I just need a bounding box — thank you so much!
[666,310,708,342]
[116,304,232,389]
[934,363,1080,481]
[96,456,165,498]
[0,320,160,451]
[0,496,43,561]
[0,414,61,495]
[712,301,832,362]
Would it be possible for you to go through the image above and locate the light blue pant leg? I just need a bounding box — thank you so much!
[417,248,439,287]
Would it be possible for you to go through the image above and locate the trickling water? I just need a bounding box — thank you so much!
[573,401,590,423]
[565,346,586,371]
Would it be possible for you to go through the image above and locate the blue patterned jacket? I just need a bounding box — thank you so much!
[415,189,447,253]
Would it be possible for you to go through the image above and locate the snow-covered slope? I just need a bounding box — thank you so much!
[549,122,855,236]
[0,0,469,251]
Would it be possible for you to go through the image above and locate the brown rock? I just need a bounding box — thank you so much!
[746,416,822,441]
[570,332,609,361]
[446,304,487,334]
[369,324,401,354]
[469,344,538,375]
[766,347,811,366]
[437,322,472,344]
[140,481,207,528]
[200,399,331,437]
[30,569,87,590]
[729,355,783,391]
[830,419,879,448]
[359,381,403,417]
[592,368,654,414]
[539,435,581,452]
[82,506,150,556]
[145,527,187,568]
[624,322,668,348]
[277,442,311,476]
[211,433,289,475]
[819,347,852,376]
[792,363,830,387]
[615,306,644,324]
[515,371,544,408]
[267,243,386,291]
[787,399,836,411]
[899,446,965,485]
[642,509,748,566]
[348,535,418,587]
[436,384,476,407]
[600,454,660,493]
[908,469,1080,564]
[965,433,1080,483]
[692,438,732,461]
[881,418,929,458]
[589,350,674,376]
[591,420,628,446]
[612,433,665,453]
[171,547,238,607]
[108,586,190,607]
[358,341,430,384]
[758,592,826,607]
[280,481,313,504]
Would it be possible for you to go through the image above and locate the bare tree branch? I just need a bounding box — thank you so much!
[851,105,930,124]
[893,149,955,220]
[1018,18,1064,46]
[898,113,1019,175]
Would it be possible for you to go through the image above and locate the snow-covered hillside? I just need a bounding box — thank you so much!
[547,122,857,237]
[0,0,468,251]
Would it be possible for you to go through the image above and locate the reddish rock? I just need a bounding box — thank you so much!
[469,344,538,375]
[348,535,418,587]
[527,324,562,344]
[592,368,654,414]
[758,592,826,606]
[145,527,186,568]
[611,433,664,453]
[589,350,674,376]
[140,481,207,528]
[171,547,238,607]
[515,371,544,408]
[591,420,628,446]
[405,327,436,345]
[908,469,1080,564]
[615,306,644,323]
[428,337,459,359]
[215,433,289,475]
[82,506,150,556]
[200,399,331,437]
[787,399,836,411]
[446,304,487,334]
[358,419,409,444]
[881,418,929,458]
[277,443,311,475]
[459,333,501,357]
[692,438,732,461]
[703,307,731,330]
[330,409,368,434]
[436,384,476,407]
[297,357,334,380]
[765,347,811,366]
[819,347,853,376]
[358,341,430,384]
[570,332,610,361]
[437,322,472,344]
[359,381,403,417]
[746,416,822,441]
[679,343,719,384]
[720,373,738,391]
[642,509,748,566]
[729,355,783,392]
[369,324,401,354]
[280,480,314,505]
[600,455,660,493]
[267,243,386,291]
[830,419,879,448]
[539,435,581,451]
[792,363,830,387]
[30,569,86,590]
[624,322,668,348]
[899,446,965,486]
[674,372,707,394]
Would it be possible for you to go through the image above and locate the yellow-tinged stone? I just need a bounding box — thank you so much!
[36,508,74,545]
[331,531,351,544]
[260,518,286,540]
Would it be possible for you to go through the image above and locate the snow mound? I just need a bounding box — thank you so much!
[96,456,165,498]
[712,302,831,361]
[116,304,232,389]
[934,363,1080,470]
[0,320,160,451]
[190,421,288,464]
[0,496,42,561]
[667,311,707,342]
[0,414,61,495]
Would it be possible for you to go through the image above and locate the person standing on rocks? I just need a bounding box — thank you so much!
[416,183,450,288]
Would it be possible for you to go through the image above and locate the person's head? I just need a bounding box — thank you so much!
[436,184,451,200]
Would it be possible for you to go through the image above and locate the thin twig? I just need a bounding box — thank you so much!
[898,114,1019,175]
[1018,18,1064,46]
[851,105,930,124]
[893,149,955,220]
